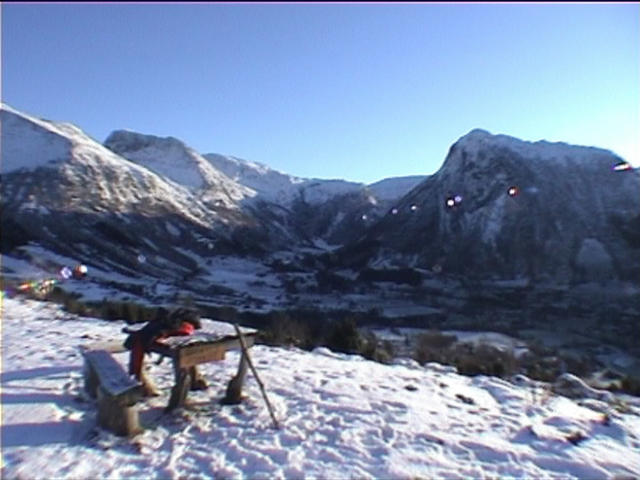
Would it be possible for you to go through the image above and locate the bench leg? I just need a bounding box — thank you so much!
[97,388,141,437]
[223,351,248,405]
[166,368,192,412]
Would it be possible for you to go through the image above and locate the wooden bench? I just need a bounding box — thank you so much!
[82,349,144,437]
[148,327,257,411]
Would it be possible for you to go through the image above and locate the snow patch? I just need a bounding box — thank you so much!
[1,105,72,173]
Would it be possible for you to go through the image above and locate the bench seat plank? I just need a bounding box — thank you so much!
[82,349,143,436]
[80,340,128,354]
[83,350,141,398]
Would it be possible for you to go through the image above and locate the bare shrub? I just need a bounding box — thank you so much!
[414,330,457,365]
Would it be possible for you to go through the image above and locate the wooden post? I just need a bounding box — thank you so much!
[232,324,280,430]
[166,365,192,412]
[223,351,248,405]
[97,387,142,437]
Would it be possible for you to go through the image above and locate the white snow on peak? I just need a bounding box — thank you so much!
[205,153,366,205]
[105,131,254,203]
[204,153,294,181]
[453,128,621,166]
[0,103,156,179]
[1,103,79,173]
[204,153,306,205]
[205,153,428,206]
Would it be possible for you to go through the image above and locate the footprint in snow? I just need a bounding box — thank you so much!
[455,393,476,405]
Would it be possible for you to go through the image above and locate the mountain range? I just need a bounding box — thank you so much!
[2,103,639,322]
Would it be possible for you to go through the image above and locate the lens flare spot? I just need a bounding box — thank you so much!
[60,267,72,279]
[454,195,463,205]
[613,162,632,171]
[72,264,88,279]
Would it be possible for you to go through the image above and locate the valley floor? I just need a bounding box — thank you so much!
[2,296,640,479]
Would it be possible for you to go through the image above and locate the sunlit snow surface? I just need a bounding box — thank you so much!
[2,297,639,479]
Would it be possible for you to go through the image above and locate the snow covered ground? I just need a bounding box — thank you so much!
[2,296,640,479]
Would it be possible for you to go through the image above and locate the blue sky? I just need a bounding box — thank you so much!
[2,3,638,184]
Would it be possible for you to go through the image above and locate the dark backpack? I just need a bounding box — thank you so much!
[123,307,201,351]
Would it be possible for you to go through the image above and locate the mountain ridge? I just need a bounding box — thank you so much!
[334,127,640,284]
[2,102,639,309]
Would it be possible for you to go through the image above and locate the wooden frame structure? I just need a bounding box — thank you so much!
[81,320,258,435]
[148,327,257,411]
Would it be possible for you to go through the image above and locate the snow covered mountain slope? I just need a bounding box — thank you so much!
[205,152,427,206]
[1,103,74,173]
[2,296,639,480]
[204,153,310,205]
[1,104,243,222]
[203,152,429,243]
[105,131,255,207]
[100,136,424,247]
[1,104,294,280]
[336,129,640,283]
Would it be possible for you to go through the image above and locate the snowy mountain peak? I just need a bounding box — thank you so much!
[451,128,621,170]
[204,153,291,181]
[1,103,88,173]
[354,128,640,282]
[204,153,367,206]
[464,128,493,138]
[104,130,186,154]
[104,130,212,190]
[1,102,87,141]
[204,152,306,205]
[104,130,254,202]
[2,105,281,232]
[204,152,428,209]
